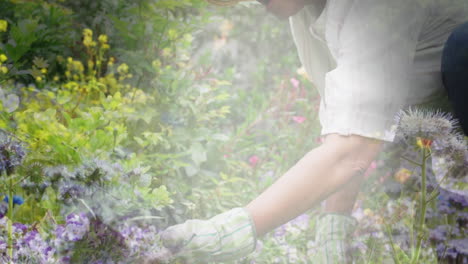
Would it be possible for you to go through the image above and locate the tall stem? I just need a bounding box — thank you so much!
[7,174,14,261]
[411,147,428,264]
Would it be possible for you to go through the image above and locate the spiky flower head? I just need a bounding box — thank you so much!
[432,134,468,179]
[0,135,26,175]
[395,107,468,179]
[58,180,86,205]
[395,108,458,147]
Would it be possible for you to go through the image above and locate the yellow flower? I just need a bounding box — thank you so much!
[363,208,374,217]
[117,63,129,75]
[53,76,59,82]
[98,34,108,43]
[0,66,7,74]
[83,36,94,47]
[41,68,47,74]
[0,54,7,63]
[0,20,8,32]
[83,28,93,37]
[394,168,412,183]
[416,137,433,150]
[152,60,161,70]
[296,66,309,80]
[167,29,178,40]
[36,76,42,82]
[72,61,84,73]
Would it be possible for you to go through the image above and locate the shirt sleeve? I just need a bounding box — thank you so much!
[319,0,428,142]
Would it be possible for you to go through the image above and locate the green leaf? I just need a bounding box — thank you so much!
[32,56,49,68]
[184,165,199,177]
[150,185,172,207]
[134,136,148,147]
[57,92,71,105]
[39,187,59,215]
[6,19,39,62]
[190,142,207,166]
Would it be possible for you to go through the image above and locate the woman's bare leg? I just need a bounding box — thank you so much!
[323,174,364,214]
[246,134,382,237]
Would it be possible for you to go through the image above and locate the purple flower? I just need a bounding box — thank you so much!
[274,224,287,239]
[439,202,456,214]
[0,202,7,218]
[60,255,71,263]
[13,222,27,234]
[0,136,26,175]
[450,238,468,256]
[44,165,72,183]
[425,207,438,221]
[55,224,65,239]
[438,191,458,214]
[66,212,88,226]
[437,244,459,259]
[58,181,86,203]
[448,193,468,209]
[430,225,449,243]
[457,212,468,228]
[22,229,39,244]
[20,230,56,263]
[430,225,460,243]
[43,246,55,260]
[0,240,6,251]
[290,214,310,230]
[352,207,365,222]
[55,212,90,242]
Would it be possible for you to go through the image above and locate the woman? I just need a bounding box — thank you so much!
[152,0,468,263]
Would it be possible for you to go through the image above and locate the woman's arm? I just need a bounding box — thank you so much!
[246,133,383,237]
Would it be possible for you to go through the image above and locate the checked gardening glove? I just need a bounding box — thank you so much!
[309,213,358,264]
[151,207,257,264]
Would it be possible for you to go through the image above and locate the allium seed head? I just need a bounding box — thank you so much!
[395,108,458,145]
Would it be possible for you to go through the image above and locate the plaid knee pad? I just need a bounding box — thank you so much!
[159,207,257,263]
[310,213,358,264]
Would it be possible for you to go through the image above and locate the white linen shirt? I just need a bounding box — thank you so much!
[289,0,468,142]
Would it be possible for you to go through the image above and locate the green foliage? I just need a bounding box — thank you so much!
[0,0,75,83]
[0,0,210,87]
[6,1,454,263]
